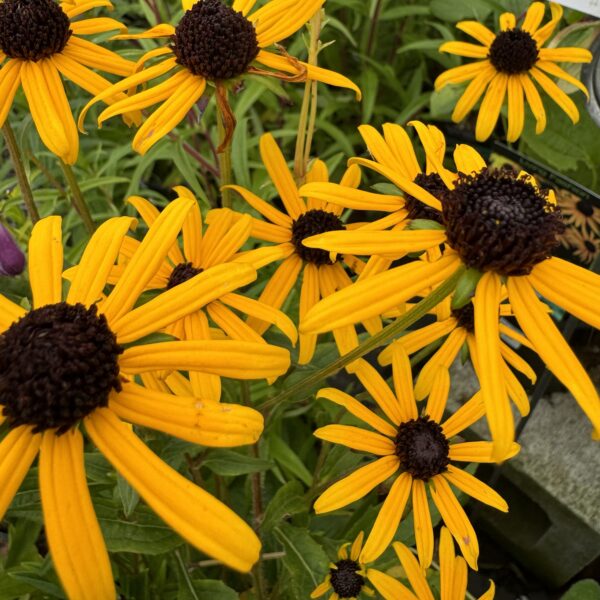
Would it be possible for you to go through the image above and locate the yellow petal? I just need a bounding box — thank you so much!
[411,480,434,570]
[65,36,135,77]
[456,21,495,46]
[499,12,516,30]
[0,295,26,332]
[110,382,263,446]
[473,272,513,461]
[311,579,332,599]
[350,532,364,561]
[439,526,455,600]
[70,17,127,35]
[507,275,600,438]
[67,217,136,306]
[443,465,508,511]
[39,430,114,600]
[29,216,63,308]
[451,63,496,123]
[0,427,40,520]
[442,392,486,439]
[520,73,546,134]
[367,568,418,600]
[530,67,579,124]
[0,59,22,127]
[430,476,479,570]
[522,2,546,33]
[360,472,412,563]
[507,76,525,142]
[475,74,508,142]
[449,441,520,463]
[225,184,292,227]
[85,408,261,572]
[314,425,395,455]
[313,455,399,514]
[439,41,489,58]
[298,182,403,213]
[392,541,434,600]
[453,144,487,175]
[434,60,488,90]
[533,2,563,45]
[391,345,418,422]
[538,47,592,63]
[425,366,450,423]
[101,196,194,322]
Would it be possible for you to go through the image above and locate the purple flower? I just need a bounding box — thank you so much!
[0,223,25,276]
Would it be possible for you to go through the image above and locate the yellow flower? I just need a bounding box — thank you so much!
[311,532,377,600]
[228,132,380,365]
[80,0,361,155]
[301,137,600,460]
[369,528,495,600]
[0,0,139,164]
[435,2,592,142]
[378,295,537,421]
[0,200,291,597]
[313,350,514,570]
[109,186,297,400]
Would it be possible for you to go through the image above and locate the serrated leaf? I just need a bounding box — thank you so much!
[202,449,274,476]
[262,481,308,533]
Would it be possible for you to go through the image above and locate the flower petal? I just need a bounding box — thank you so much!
[314,425,395,455]
[412,480,434,570]
[367,569,418,600]
[393,541,434,600]
[298,182,403,213]
[449,441,520,463]
[0,59,22,127]
[475,73,508,142]
[85,408,260,572]
[29,217,63,308]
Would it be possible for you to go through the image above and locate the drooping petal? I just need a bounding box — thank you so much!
[451,63,496,123]
[367,568,418,600]
[443,465,508,512]
[520,73,547,134]
[412,480,434,570]
[393,541,435,600]
[530,67,579,124]
[475,73,508,142]
[85,408,260,572]
[456,21,495,46]
[0,60,22,127]
[314,425,396,455]
[313,455,399,513]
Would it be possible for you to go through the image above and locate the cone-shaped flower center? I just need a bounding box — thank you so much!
[0,0,71,61]
[489,28,539,74]
[576,199,595,217]
[0,302,123,433]
[167,262,203,289]
[172,0,259,79]
[406,172,445,223]
[329,559,364,599]
[452,301,474,333]
[442,169,565,276]
[292,209,345,265]
[395,416,450,480]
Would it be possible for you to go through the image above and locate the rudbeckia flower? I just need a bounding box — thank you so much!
[301,138,600,460]
[369,528,495,600]
[435,2,592,142]
[228,132,381,365]
[310,532,377,599]
[313,350,513,570]
[0,0,139,164]
[0,199,291,597]
[109,186,297,400]
[80,0,361,154]
[378,295,537,421]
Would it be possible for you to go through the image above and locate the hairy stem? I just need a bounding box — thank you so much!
[216,86,234,208]
[2,123,40,222]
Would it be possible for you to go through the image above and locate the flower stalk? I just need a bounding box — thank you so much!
[60,161,95,234]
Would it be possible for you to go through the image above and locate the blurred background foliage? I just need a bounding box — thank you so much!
[1,0,600,598]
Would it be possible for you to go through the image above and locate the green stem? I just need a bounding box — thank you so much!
[60,161,95,234]
[217,89,233,209]
[259,267,464,411]
[174,550,200,600]
[293,10,322,183]
[2,123,40,222]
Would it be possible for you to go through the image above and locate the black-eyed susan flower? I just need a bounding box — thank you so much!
[0,0,139,164]
[311,532,377,600]
[301,138,600,460]
[557,189,600,235]
[110,186,297,400]
[368,527,495,600]
[0,202,291,597]
[378,295,537,421]
[298,122,451,235]
[313,349,513,570]
[563,226,600,265]
[227,132,380,365]
[435,2,592,142]
[80,0,360,155]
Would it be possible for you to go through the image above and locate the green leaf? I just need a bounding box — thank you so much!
[268,435,313,486]
[430,0,493,21]
[117,473,140,518]
[4,520,42,568]
[561,580,600,600]
[189,580,239,600]
[274,524,329,600]
[262,481,308,533]
[408,219,445,231]
[202,449,274,476]
[451,268,483,309]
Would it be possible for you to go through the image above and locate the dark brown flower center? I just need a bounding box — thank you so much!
[576,199,595,217]
[452,301,474,333]
[291,209,346,265]
[585,240,596,253]
[172,0,259,80]
[395,416,450,480]
[442,169,565,276]
[405,172,445,223]
[167,262,203,289]
[329,559,364,599]
[488,28,539,74]
[0,0,71,61]
[0,302,123,434]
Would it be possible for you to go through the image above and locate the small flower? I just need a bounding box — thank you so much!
[313,350,514,569]
[556,189,600,235]
[0,223,25,276]
[435,2,592,142]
